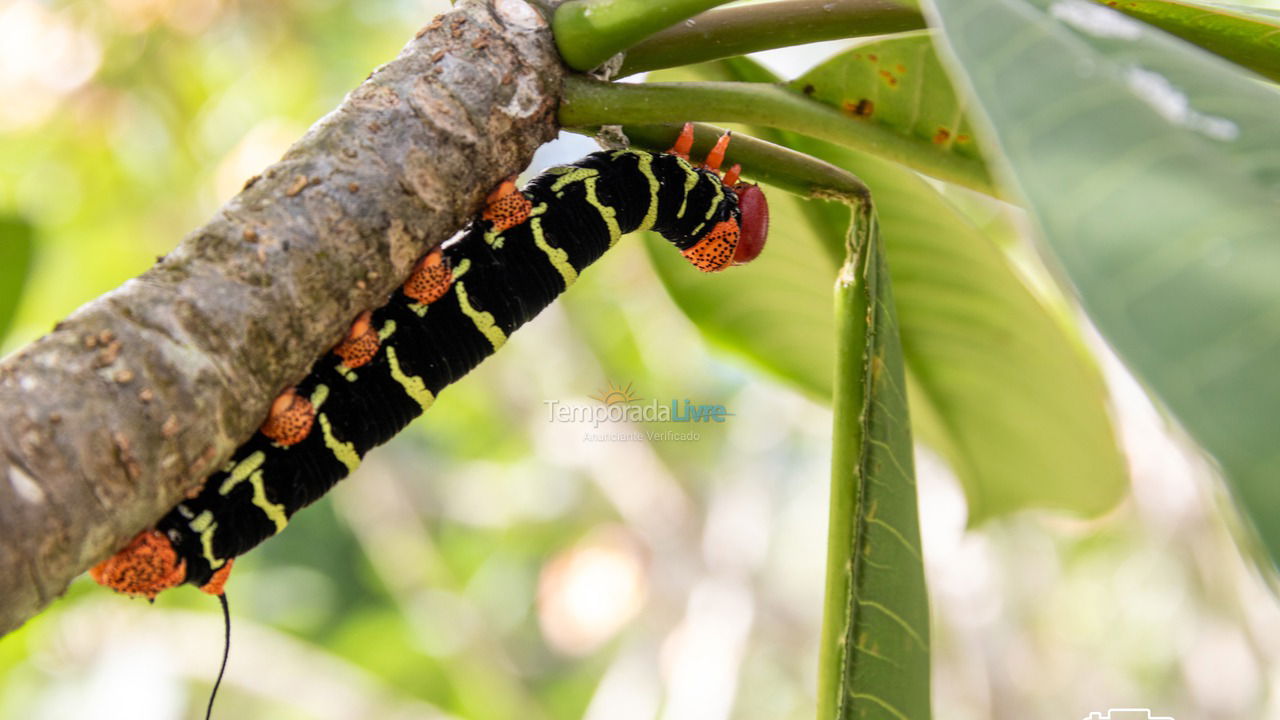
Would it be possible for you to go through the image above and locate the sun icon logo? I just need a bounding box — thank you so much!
[591,381,641,405]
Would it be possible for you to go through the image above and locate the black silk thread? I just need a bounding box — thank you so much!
[205,593,231,720]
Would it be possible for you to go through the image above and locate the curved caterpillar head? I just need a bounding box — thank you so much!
[731,182,768,266]
[671,125,770,273]
[680,179,770,273]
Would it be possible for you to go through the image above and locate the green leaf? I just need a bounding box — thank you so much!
[821,198,931,720]
[644,59,1126,520]
[927,0,1280,561]
[0,216,34,345]
[791,33,983,165]
[1095,0,1280,83]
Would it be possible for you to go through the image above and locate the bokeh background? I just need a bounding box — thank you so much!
[3,1,1280,718]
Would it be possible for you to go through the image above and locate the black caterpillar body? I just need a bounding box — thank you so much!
[90,140,767,597]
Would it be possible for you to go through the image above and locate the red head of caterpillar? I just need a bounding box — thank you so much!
[731,182,768,265]
[668,123,769,272]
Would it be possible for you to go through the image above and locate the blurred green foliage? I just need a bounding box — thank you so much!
[3,2,1280,719]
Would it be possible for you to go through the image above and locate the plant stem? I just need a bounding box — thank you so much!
[619,0,926,77]
[552,0,739,71]
[606,123,872,203]
[561,75,998,196]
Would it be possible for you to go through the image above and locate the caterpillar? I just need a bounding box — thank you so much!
[90,124,769,599]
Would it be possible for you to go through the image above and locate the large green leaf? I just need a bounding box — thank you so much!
[0,216,34,345]
[644,59,1126,520]
[927,0,1280,561]
[1095,0,1280,82]
[820,198,930,720]
[790,33,983,165]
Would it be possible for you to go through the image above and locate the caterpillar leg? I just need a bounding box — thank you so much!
[703,131,732,174]
[667,122,695,160]
[723,164,742,187]
[666,122,734,177]
[91,529,186,598]
[333,310,379,370]
[482,175,533,235]
[403,248,453,305]
[259,387,316,447]
[200,559,234,596]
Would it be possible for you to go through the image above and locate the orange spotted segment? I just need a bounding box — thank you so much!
[333,310,379,369]
[89,529,187,599]
[403,249,453,304]
[199,559,234,596]
[259,387,315,446]
[482,179,533,234]
[681,219,741,272]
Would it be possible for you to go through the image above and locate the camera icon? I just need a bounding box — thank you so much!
[1083,710,1174,720]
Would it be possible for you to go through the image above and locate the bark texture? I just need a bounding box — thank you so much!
[0,0,563,637]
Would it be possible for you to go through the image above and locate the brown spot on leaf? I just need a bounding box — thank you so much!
[934,127,952,144]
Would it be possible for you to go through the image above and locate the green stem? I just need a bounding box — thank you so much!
[552,0,738,71]
[561,75,998,196]
[822,196,877,720]
[608,123,873,203]
[619,0,926,77]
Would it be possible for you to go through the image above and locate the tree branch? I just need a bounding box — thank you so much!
[0,0,564,637]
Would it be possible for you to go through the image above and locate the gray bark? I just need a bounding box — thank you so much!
[0,0,564,637]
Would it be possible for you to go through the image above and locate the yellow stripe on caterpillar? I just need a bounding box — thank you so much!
[528,202,578,287]
[319,412,360,472]
[386,345,435,410]
[454,281,506,350]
